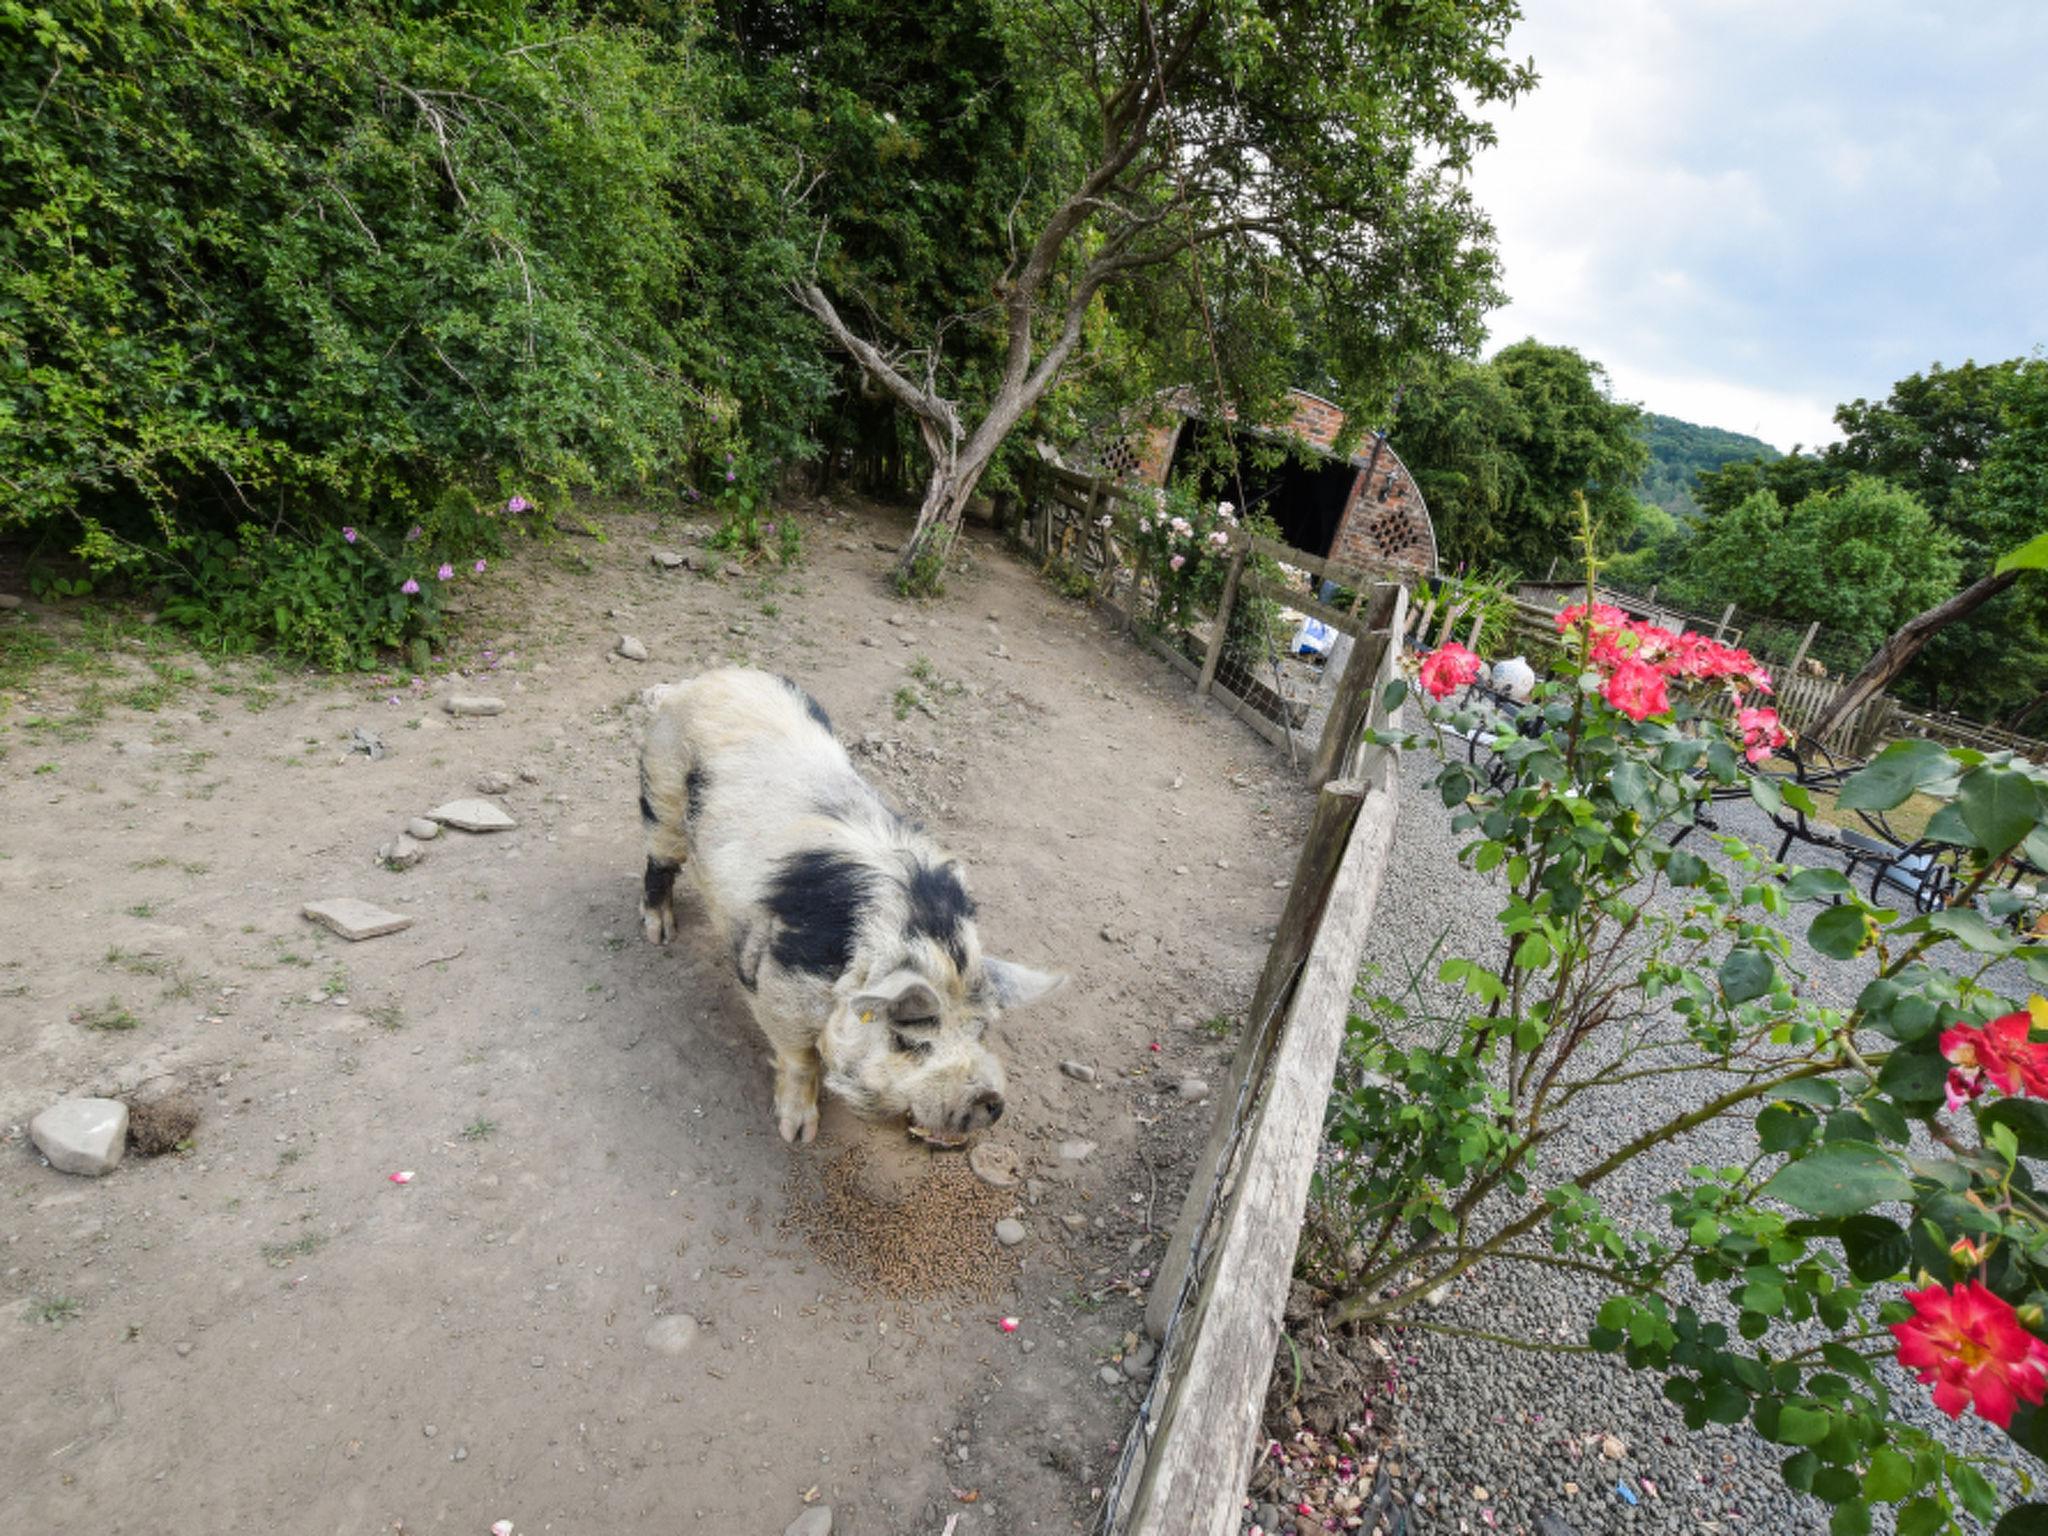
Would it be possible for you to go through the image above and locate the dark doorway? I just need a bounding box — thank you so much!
[1163,421,1360,559]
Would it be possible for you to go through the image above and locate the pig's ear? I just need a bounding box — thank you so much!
[851,970,946,1024]
[982,957,1068,1010]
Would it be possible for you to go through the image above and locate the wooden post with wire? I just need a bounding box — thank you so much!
[1197,542,1250,696]
[1310,584,1402,788]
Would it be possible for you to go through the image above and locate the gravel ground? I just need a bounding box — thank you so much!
[1341,741,2027,1536]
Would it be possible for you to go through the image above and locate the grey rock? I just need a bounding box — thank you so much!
[349,726,386,760]
[1098,1366,1123,1388]
[1058,1060,1097,1083]
[617,635,649,662]
[427,798,517,832]
[994,1218,1028,1247]
[651,549,685,569]
[30,1098,129,1176]
[783,1508,832,1536]
[681,545,716,572]
[1122,1341,1157,1379]
[643,1314,700,1356]
[405,817,442,841]
[443,695,506,717]
[302,897,415,941]
[968,1141,1021,1189]
[174,1340,193,1357]
[1535,1516,1581,1536]
[1061,1213,1089,1234]
[1058,1138,1097,1163]
[0,592,20,609]
[377,835,425,871]
[1175,1077,1212,1102]
[475,771,514,795]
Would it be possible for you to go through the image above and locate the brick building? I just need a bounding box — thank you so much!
[1108,388,1438,574]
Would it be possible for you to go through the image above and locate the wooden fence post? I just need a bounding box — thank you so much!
[1309,585,1400,789]
[1143,775,1366,1343]
[1197,543,1250,697]
[1714,602,1735,642]
[1126,772,1401,1535]
[1787,620,1820,680]
[1464,607,1485,652]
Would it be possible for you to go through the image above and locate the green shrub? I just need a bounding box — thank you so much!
[0,0,827,656]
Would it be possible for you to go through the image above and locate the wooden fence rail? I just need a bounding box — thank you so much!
[1110,592,1406,1536]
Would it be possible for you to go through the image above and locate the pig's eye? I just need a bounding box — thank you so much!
[891,1030,934,1057]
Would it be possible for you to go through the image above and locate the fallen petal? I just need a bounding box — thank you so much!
[389,1170,415,1184]
[998,1317,1020,1333]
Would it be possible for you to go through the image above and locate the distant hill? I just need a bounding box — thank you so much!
[1637,412,1780,518]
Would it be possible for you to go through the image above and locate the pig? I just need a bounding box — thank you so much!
[637,667,1066,1146]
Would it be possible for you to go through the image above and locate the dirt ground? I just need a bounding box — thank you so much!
[0,495,1311,1536]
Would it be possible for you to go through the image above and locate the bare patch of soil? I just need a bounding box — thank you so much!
[0,495,1310,1533]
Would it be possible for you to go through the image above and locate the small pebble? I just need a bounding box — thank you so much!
[994,1218,1027,1247]
[1058,1060,1097,1083]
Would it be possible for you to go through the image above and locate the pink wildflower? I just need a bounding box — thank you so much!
[1169,553,1186,571]
[506,495,530,514]
[342,526,358,544]
[401,578,420,595]
[437,563,454,582]
[474,559,487,574]
[407,525,423,541]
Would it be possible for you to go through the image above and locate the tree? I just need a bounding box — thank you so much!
[1663,477,1960,654]
[742,0,1533,584]
[1392,339,1648,575]
[1634,412,1778,519]
[1808,360,2048,740]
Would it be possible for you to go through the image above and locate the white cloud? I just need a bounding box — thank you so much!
[1464,0,2048,453]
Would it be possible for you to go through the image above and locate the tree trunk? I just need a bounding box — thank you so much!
[1805,568,2021,744]
[2006,686,2048,733]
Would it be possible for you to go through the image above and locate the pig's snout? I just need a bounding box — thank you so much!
[961,1090,1005,1133]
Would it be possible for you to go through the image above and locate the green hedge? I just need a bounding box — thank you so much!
[1,0,824,662]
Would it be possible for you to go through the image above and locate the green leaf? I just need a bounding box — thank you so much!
[1720,947,1776,1005]
[1864,1448,1916,1502]
[1897,1498,1945,1536]
[1924,906,2019,956]
[1667,850,1707,887]
[1751,774,1783,815]
[1785,867,1855,904]
[1782,1449,1820,1491]
[1997,531,2048,574]
[1981,1098,2048,1159]
[1777,1402,1831,1445]
[1701,1376,1750,1423]
[1993,1503,2048,1536]
[1758,1103,1817,1153]
[1381,678,1409,712]
[1837,1214,1911,1282]
[1958,766,2043,858]
[1777,1077,1844,1108]
[1953,1461,1998,1521]
[1838,739,1955,812]
[1829,1498,1873,1536]
[1810,904,1873,960]
[1762,1143,1913,1218]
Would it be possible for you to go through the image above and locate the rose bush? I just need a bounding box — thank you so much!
[1309,545,2048,1531]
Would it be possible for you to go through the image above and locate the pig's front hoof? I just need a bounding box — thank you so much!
[641,902,674,945]
[778,1104,820,1145]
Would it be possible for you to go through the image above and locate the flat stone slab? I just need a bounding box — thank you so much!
[303,898,415,941]
[427,799,517,832]
[644,1314,700,1356]
[31,1098,129,1176]
[444,696,506,717]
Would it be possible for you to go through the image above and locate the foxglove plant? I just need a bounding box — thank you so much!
[1311,514,2048,1530]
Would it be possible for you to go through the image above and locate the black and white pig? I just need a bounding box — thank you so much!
[637,667,1066,1146]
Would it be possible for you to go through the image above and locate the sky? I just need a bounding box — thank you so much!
[1468,1,2048,452]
